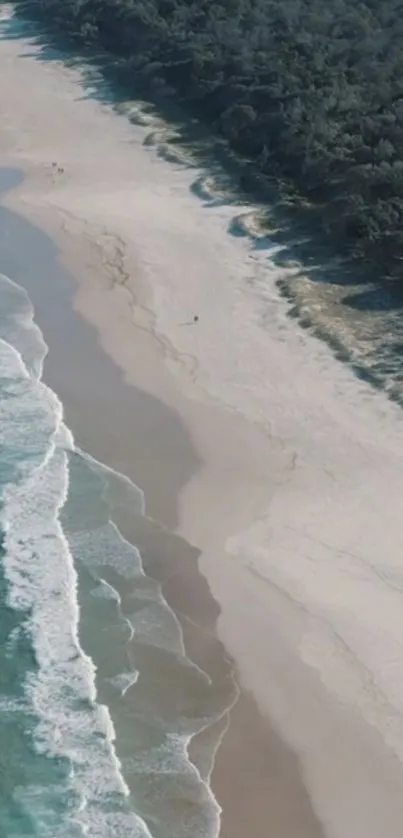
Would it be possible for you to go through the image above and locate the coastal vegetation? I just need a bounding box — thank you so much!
[14,0,403,282]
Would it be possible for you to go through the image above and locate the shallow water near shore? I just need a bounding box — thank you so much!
[0,200,231,835]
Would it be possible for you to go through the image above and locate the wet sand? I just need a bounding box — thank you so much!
[4,4,403,837]
[0,180,324,838]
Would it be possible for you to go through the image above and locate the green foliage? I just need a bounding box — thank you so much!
[16,0,403,280]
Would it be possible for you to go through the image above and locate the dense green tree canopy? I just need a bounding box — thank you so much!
[16,0,403,281]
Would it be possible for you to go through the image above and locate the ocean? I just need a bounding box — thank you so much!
[0,270,228,835]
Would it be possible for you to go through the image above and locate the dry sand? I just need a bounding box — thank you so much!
[3,4,403,837]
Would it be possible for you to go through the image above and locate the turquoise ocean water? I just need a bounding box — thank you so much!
[0,268,227,836]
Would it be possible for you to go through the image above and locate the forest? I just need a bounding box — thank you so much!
[14,0,403,282]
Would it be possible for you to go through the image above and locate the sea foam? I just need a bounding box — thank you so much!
[0,270,226,838]
[0,273,151,837]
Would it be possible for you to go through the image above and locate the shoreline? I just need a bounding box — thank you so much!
[0,178,325,838]
[4,5,403,836]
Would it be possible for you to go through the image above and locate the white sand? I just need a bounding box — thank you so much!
[3,5,403,836]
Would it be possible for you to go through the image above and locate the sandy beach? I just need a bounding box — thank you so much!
[3,4,403,836]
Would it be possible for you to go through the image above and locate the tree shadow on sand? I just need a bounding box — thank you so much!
[343,286,403,313]
[4,2,403,403]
